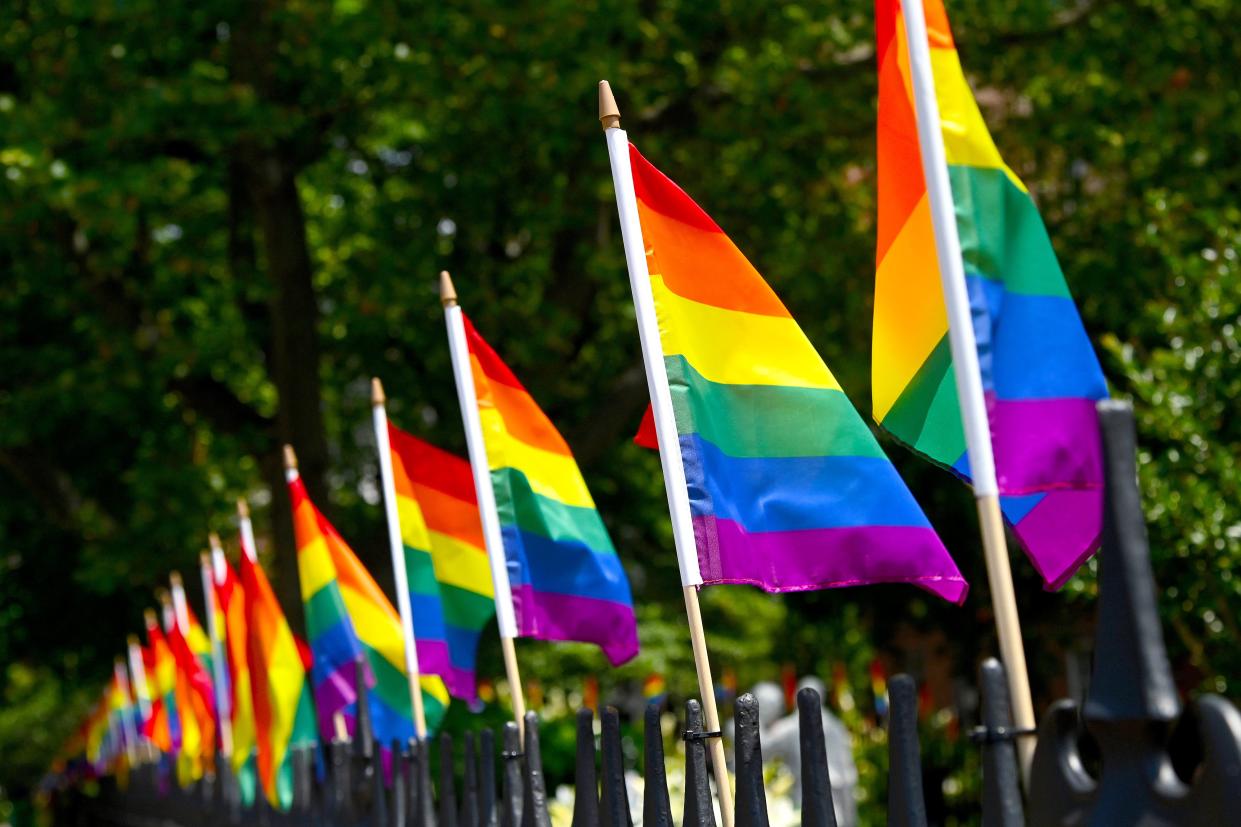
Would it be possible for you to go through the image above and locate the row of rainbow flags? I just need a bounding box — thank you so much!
[51,0,1108,810]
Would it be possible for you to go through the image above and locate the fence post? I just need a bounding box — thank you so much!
[642,704,674,827]
[733,693,769,827]
[499,723,523,827]
[520,712,551,827]
[460,731,480,827]
[571,708,599,827]
[391,739,407,827]
[976,659,1024,827]
[479,728,498,827]
[797,687,837,827]
[684,699,718,827]
[439,733,459,827]
[887,674,927,827]
[331,737,354,823]
[415,737,438,827]
[600,706,632,827]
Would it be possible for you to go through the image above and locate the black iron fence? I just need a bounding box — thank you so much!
[47,402,1241,826]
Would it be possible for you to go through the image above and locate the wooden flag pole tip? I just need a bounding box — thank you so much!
[236,497,249,519]
[598,80,621,130]
[439,270,458,307]
[371,376,386,406]
[168,571,182,588]
[127,633,139,647]
[283,444,298,471]
[157,589,171,606]
[143,608,157,626]
[208,531,222,551]
[199,551,210,568]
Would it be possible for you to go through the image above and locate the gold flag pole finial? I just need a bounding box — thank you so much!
[371,377,386,407]
[283,444,298,472]
[439,271,458,308]
[599,80,621,130]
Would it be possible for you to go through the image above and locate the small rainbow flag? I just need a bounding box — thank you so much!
[166,606,216,783]
[463,315,640,664]
[628,143,967,603]
[386,423,495,702]
[239,527,317,810]
[212,552,258,801]
[142,614,180,754]
[873,0,1109,589]
[289,472,449,744]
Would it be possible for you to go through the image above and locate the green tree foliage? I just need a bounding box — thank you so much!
[1,0,1237,811]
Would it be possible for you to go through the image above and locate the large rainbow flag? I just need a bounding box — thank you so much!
[212,552,258,802]
[289,473,449,744]
[239,531,317,810]
[141,613,180,754]
[386,423,495,702]
[463,315,640,664]
[873,0,1109,589]
[627,143,966,603]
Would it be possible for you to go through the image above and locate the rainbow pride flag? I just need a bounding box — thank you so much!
[873,0,1108,588]
[212,553,258,800]
[290,474,449,744]
[142,613,180,754]
[386,423,495,701]
[463,315,640,664]
[628,144,967,603]
[239,536,317,810]
[166,608,216,783]
[182,601,215,691]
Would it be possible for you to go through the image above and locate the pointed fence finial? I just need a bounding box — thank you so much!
[571,709,600,827]
[599,80,621,130]
[283,444,298,471]
[440,271,458,307]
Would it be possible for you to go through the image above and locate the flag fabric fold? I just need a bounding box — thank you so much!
[289,475,449,746]
[462,315,640,665]
[873,0,1109,589]
[240,537,317,810]
[628,142,967,604]
[386,423,495,702]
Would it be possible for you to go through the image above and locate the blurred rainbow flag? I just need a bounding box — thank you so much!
[212,552,258,803]
[385,424,495,702]
[463,315,639,664]
[166,604,215,784]
[873,0,1108,588]
[289,471,449,745]
[142,613,180,754]
[239,528,317,810]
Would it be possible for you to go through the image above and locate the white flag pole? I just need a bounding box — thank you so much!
[236,498,258,565]
[371,377,429,740]
[113,657,141,766]
[439,271,527,738]
[599,80,734,827]
[899,0,1036,780]
[200,547,234,759]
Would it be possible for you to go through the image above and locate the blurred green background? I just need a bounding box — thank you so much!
[1,0,1238,822]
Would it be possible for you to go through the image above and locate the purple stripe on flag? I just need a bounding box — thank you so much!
[510,585,639,666]
[313,660,359,741]
[989,395,1104,492]
[415,638,476,702]
[1009,488,1103,591]
[693,515,968,605]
